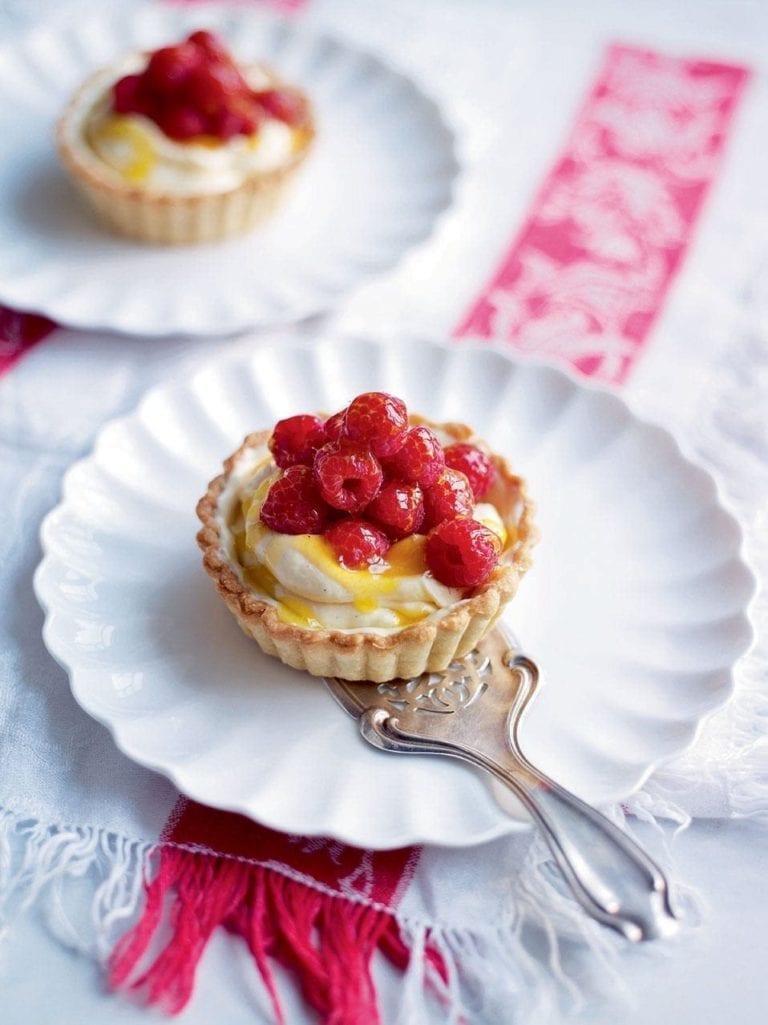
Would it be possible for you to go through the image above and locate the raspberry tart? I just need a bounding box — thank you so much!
[196,392,536,682]
[56,29,314,244]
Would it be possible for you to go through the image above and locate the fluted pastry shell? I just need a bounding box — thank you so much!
[196,420,537,682]
[56,62,314,245]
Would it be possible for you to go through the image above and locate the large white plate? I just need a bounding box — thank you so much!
[34,334,756,848]
[0,5,457,336]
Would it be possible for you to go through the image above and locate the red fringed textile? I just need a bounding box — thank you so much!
[109,801,432,1023]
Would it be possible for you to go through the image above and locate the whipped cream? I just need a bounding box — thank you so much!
[69,55,302,194]
[216,443,487,634]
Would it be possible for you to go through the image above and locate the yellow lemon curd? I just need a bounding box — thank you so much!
[91,116,155,183]
[86,112,302,191]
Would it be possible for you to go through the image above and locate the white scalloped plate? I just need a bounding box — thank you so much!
[0,4,457,336]
[34,335,756,848]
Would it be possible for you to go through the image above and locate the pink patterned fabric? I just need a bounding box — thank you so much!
[456,44,750,383]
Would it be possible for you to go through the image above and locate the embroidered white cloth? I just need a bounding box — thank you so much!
[1,1,768,1023]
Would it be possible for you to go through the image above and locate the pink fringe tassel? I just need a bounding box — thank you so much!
[108,844,441,1023]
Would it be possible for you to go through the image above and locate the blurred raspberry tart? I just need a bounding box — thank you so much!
[56,29,314,244]
[196,392,536,682]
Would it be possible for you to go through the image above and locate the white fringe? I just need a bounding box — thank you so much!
[0,811,150,964]
[390,811,693,1025]
[639,326,768,826]
[0,805,689,1023]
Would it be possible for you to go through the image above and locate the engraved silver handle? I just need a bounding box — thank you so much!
[329,637,679,942]
[461,752,677,941]
[362,702,678,941]
[503,671,677,941]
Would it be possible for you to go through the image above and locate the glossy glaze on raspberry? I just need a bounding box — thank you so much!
[425,518,501,588]
[324,519,391,569]
[384,426,445,488]
[313,442,383,513]
[260,465,329,534]
[422,469,475,531]
[323,409,347,444]
[111,30,309,142]
[269,414,326,469]
[343,392,408,457]
[258,392,506,589]
[366,481,425,540]
[444,442,496,500]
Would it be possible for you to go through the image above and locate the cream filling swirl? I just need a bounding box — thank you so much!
[217,444,506,634]
[74,55,303,194]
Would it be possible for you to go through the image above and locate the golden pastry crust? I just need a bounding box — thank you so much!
[196,420,537,682]
[56,63,315,245]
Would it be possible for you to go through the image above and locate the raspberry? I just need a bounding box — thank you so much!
[384,426,445,488]
[423,469,475,530]
[112,74,144,114]
[144,43,200,94]
[187,30,230,61]
[313,443,383,513]
[425,518,501,589]
[343,392,408,458]
[231,94,265,133]
[156,106,208,141]
[444,443,496,500]
[324,519,390,569]
[323,409,347,444]
[269,414,326,469]
[260,466,329,535]
[257,87,308,126]
[185,62,247,114]
[366,482,425,539]
[114,32,264,143]
[210,108,249,140]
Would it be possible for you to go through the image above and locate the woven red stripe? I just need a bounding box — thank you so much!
[456,44,750,384]
[165,799,418,907]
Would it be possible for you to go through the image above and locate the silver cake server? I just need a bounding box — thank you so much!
[324,629,678,942]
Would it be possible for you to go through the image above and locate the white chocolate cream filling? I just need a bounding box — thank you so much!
[216,443,508,635]
[64,54,304,194]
